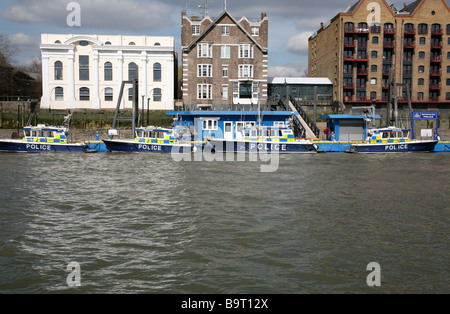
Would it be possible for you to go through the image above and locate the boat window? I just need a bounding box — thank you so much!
[24,130,30,137]
[403,131,409,138]
[382,132,389,139]
[251,130,257,137]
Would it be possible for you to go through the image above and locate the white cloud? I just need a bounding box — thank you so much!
[2,0,176,31]
[269,62,308,77]
[285,31,313,56]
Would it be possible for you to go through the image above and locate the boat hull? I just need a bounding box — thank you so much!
[0,140,88,153]
[103,139,192,153]
[208,139,317,154]
[347,140,438,153]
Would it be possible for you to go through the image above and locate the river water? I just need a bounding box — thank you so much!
[0,152,448,294]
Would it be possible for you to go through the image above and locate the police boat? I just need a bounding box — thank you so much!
[347,126,438,153]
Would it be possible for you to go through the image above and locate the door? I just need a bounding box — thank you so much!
[224,122,233,140]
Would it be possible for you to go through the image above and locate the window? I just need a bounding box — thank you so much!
[447,78,450,86]
[153,88,162,102]
[418,23,428,34]
[198,43,212,58]
[129,42,136,45]
[222,85,228,100]
[370,91,377,100]
[104,62,113,81]
[105,88,113,101]
[222,65,228,77]
[418,66,424,73]
[447,66,450,73]
[197,84,212,99]
[202,119,218,131]
[153,63,161,82]
[371,51,377,58]
[371,65,377,72]
[251,26,259,36]
[222,26,230,36]
[79,87,90,101]
[239,83,252,99]
[197,64,212,77]
[79,56,89,81]
[55,87,63,101]
[419,51,425,59]
[54,61,63,80]
[372,36,378,44]
[238,65,253,78]
[192,25,200,35]
[129,62,137,80]
[370,78,377,85]
[220,45,230,58]
[105,41,112,45]
[239,44,253,58]
[128,88,134,101]
[419,37,426,45]
[79,41,89,46]
[418,78,424,86]
[418,92,424,100]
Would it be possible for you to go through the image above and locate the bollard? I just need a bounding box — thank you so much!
[96,131,99,141]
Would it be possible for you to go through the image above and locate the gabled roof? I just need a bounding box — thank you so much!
[399,0,422,14]
[183,10,267,54]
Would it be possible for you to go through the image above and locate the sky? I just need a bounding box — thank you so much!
[0,0,447,76]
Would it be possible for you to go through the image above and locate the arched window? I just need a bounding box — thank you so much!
[105,88,113,101]
[128,62,137,80]
[80,87,90,101]
[153,88,162,102]
[154,42,161,46]
[344,22,354,32]
[54,61,63,80]
[54,40,62,44]
[104,62,113,81]
[153,63,161,82]
[129,42,136,45]
[418,23,428,34]
[55,87,63,101]
[418,92,424,100]
[105,41,112,45]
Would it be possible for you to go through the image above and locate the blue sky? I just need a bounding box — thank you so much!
[0,0,447,76]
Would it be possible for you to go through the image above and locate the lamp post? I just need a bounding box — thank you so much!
[17,97,20,138]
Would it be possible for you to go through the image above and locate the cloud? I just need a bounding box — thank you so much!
[2,0,176,31]
[269,62,308,77]
[285,31,313,56]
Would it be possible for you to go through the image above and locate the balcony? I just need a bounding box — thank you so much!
[383,41,395,48]
[382,55,393,62]
[431,28,443,35]
[343,69,353,75]
[357,69,368,75]
[343,96,372,102]
[343,82,354,89]
[403,69,412,76]
[358,42,368,49]
[344,54,369,62]
[404,41,416,49]
[430,56,442,62]
[404,27,416,35]
[344,40,355,47]
[430,96,440,102]
[356,27,369,34]
[418,28,428,35]
[430,69,442,76]
[429,83,441,90]
[384,27,395,34]
[382,69,392,76]
[344,26,356,33]
[382,83,389,89]
[371,26,381,33]
[403,56,413,63]
[430,42,443,49]
[356,83,367,89]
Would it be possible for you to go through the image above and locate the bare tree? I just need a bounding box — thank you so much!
[0,34,19,65]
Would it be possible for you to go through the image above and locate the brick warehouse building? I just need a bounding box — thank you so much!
[181,10,268,108]
[308,0,450,113]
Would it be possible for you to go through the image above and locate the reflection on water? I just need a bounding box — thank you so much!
[0,152,449,293]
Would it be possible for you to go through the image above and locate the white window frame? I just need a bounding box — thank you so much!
[238,65,254,78]
[192,25,200,35]
[197,64,212,77]
[198,43,212,58]
[222,65,229,78]
[251,26,259,36]
[239,44,254,58]
[220,45,230,58]
[222,85,228,100]
[202,118,219,131]
[197,84,212,99]
[222,26,230,36]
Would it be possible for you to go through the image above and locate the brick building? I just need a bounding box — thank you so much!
[181,10,268,108]
[308,0,450,111]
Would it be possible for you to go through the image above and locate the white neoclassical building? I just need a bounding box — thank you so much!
[40,34,177,111]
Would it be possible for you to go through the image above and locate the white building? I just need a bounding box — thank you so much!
[40,34,177,111]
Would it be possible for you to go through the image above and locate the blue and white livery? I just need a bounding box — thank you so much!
[0,124,88,153]
[103,126,192,153]
[347,126,438,153]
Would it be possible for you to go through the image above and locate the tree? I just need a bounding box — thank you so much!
[0,34,19,65]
